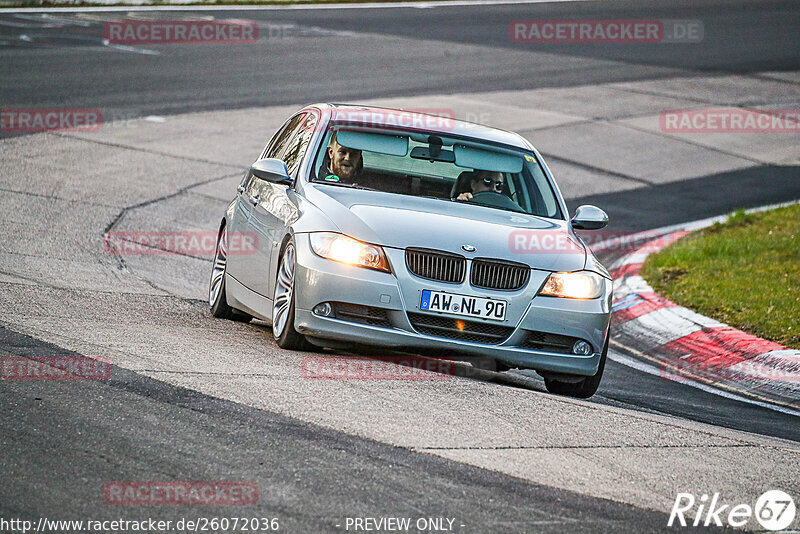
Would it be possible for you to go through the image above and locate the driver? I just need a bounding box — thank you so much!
[318,132,363,184]
[456,170,505,201]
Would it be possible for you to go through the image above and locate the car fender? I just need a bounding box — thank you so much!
[222,198,237,229]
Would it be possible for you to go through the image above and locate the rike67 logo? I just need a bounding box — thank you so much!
[669,490,796,530]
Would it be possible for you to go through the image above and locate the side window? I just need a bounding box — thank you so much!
[282,114,318,179]
[265,113,306,160]
[261,118,293,160]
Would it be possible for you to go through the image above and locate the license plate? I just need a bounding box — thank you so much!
[419,290,507,321]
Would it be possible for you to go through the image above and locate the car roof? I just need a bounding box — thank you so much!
[305,103,534,152]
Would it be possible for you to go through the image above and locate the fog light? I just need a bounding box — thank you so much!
[313,302,333,317]
[572,341,592,355]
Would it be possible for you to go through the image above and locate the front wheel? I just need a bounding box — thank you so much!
[544,335,608,398]
[272,240,309,350]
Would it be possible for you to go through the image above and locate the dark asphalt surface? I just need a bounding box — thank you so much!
[597,348,800,443]
[0,0,798,117]
[575,164,800,232]
[0,327,679,534]
[1,0,799,530]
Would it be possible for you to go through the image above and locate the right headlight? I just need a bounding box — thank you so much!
[538,271,604,299]
[309,232,390,273]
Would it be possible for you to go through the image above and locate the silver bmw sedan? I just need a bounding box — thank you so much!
[210,104,612,398]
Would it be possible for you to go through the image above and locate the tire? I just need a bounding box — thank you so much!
[544,335,608,399]
[495,361,513,373]
[272,240,310,350]
[209,224,252,322]
[473,359,513,372]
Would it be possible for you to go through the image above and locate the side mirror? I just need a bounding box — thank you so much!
[571,205,609,230]
[250,158,293,186]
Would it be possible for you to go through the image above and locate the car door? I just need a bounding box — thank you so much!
[223,170,256,282]
[226,116,302,284]
[239,112,318,298]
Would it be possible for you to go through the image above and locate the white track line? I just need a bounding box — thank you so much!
[1,0,597,13]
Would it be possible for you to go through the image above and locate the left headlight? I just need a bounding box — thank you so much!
[309,232,391,273]
[538,271,604,299]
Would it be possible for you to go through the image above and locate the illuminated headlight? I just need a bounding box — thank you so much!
[309,232,390,273]
[538,271,604,299]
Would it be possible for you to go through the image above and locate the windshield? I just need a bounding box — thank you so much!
[310,126,562,219]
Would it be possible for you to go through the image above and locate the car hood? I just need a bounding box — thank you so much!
[304,185,587,272]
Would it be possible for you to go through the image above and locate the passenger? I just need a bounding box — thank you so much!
[318,132,363,184]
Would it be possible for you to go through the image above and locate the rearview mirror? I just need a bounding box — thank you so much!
[571,205,609,230]
[409,145,455,163]
[250,158,293,186]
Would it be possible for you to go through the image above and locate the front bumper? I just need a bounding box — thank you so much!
[293,234,612,376]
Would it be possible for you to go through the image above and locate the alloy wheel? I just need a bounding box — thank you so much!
[273,243,296,338]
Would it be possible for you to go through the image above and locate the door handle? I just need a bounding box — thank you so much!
[249,194,260,206]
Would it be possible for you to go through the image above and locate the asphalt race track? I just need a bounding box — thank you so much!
[1,0,799,532]
[2,0,799,116]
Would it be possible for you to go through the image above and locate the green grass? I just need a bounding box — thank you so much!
[641,203,800,349]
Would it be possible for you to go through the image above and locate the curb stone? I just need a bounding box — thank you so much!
[605,223,800,411]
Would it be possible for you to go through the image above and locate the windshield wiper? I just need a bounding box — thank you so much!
[421,195,529,214]
[419,195,454,202]
[452,197,528,214]
[313,181,378,191]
